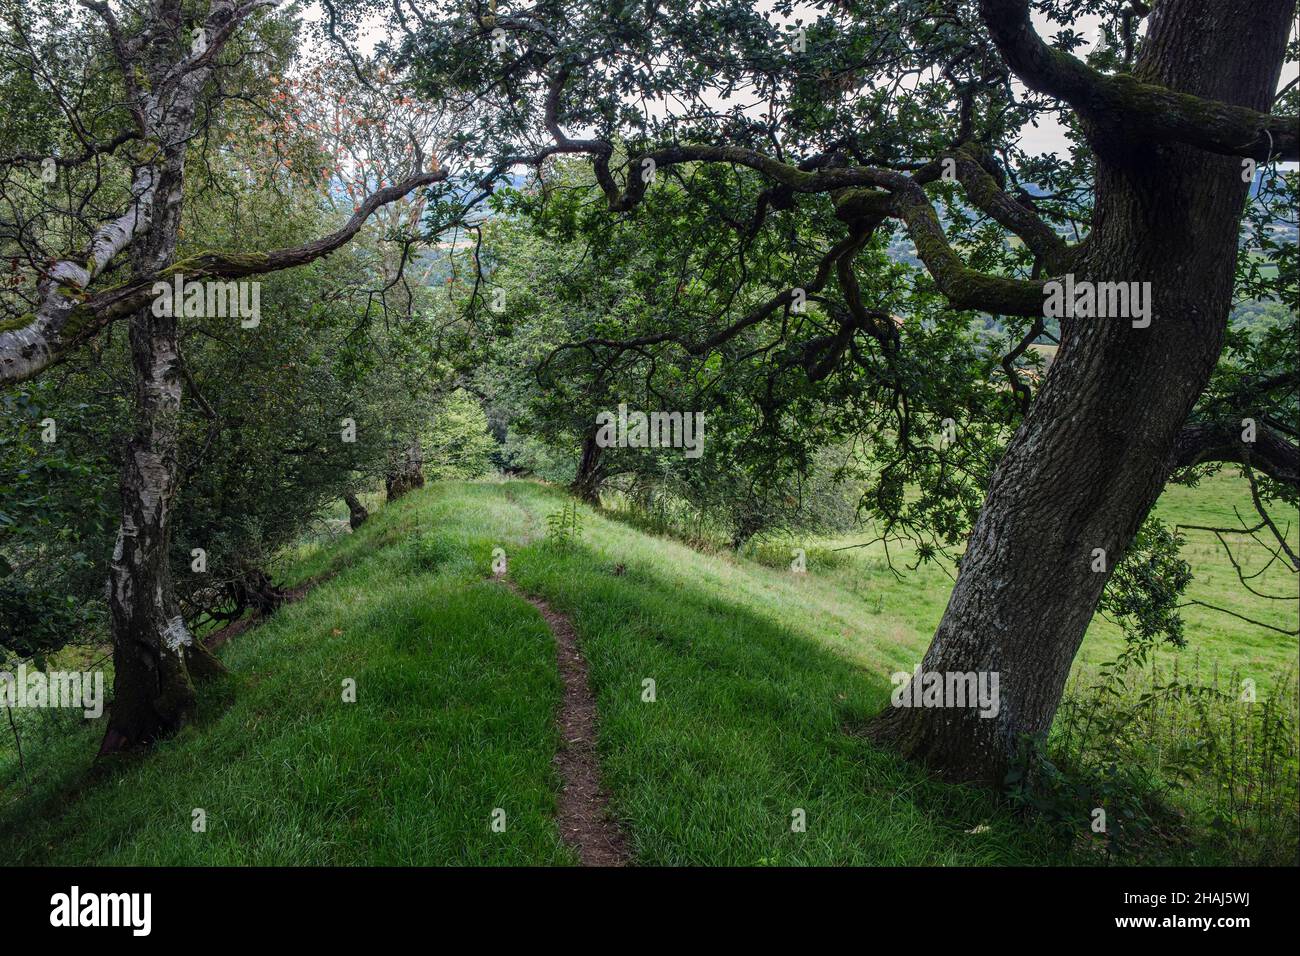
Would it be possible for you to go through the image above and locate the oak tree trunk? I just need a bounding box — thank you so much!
[871,0,1294,784]
[385,436,425,502]
[344,491,370,529]
[571,427,605,504]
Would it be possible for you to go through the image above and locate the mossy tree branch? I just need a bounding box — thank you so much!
[0,168,447,387]
[980,0,1298,161]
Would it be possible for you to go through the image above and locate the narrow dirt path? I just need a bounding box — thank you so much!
[500,480,543,545]
[500,576,630,866]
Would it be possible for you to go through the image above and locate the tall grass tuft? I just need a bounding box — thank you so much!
[1048,655,1298,865]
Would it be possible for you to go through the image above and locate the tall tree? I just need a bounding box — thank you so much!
[0,0,447,751]
[401,0,1299,782]
[871,0,1298,781]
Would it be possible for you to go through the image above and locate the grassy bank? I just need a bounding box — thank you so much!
[1,477,1295,864]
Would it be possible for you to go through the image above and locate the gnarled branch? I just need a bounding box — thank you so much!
[1172,420,1300,488]
[979,0,1298,161]
[0,168,446,387]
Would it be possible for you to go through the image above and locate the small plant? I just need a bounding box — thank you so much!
[1003,733,1162,862]
[546,499,584,549]
[410,534,456,572]
[1040,654,1299,865]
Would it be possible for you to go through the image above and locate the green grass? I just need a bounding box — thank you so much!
[504,486,1042,864]
[1,475,1294,865]
[1,489,573,865]
[753,472,1299,680]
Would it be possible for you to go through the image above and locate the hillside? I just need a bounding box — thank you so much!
[0,479,1295,865]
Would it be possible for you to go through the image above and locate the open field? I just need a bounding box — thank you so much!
[780,473,1298,678]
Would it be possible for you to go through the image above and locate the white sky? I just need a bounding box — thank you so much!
[1019,10,1100,155]
[327,3,1292,161]
[61,1,1285,165]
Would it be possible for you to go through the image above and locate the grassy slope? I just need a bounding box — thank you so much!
[1,490,574,865]
[501,485,1042,865]
[786,473,1298,682]
[1,476,1294,864]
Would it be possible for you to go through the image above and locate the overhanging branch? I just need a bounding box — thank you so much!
[0,169,447,387]
[1172,421,1300,488]
[979,0,1298,161]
